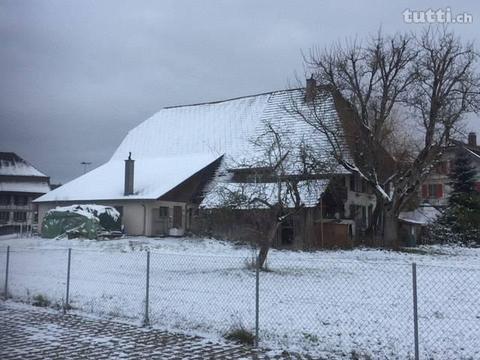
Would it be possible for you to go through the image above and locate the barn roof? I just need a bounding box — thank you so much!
[35,154,220,202]
[36,87,350,203]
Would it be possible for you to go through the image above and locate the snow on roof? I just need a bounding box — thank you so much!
[0,152,47,177]
[37,88,347,203]
[399,205,442,225]
[465,148,480,162]
[35,154,220,202]
[112,93,271,162]
[0,181,50,194]
[112,89,348,169]
[201,179,329,209]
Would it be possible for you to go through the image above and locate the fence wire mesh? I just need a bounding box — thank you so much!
[416,263,480,359]
[3,247,67,306]
[149,251,255,336]
[258,257,414,358]
[69,249,146,320]
[1,244,479,359]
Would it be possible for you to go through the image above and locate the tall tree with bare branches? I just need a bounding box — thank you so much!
[295,27,480,246]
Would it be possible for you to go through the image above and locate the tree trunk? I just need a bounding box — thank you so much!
[258,221,281,269]
[383,210,399,249]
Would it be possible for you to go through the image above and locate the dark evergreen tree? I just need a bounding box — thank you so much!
[442,149,480,244]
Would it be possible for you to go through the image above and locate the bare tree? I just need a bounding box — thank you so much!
[207,120,335,268]
[296,27,480,246]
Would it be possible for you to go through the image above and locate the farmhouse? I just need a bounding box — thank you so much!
[0,152,51,234]
[35,79,392,247]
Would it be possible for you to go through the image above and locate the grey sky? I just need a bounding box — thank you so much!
[1,0,479,183]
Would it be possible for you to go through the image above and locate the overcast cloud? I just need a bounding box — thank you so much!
[1,0,479,183]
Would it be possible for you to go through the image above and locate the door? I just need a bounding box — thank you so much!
[173,206,182,229]
[152,207,169,236]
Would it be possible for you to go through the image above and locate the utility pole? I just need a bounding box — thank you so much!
[80,161,92,174]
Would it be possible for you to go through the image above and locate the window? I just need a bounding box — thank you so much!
[0,195,10,205]
[0,211,9,223]
[422,184,443,199]
[349,175,355,192]
[158,206,169,218]
[435,161,449,175]
[361,179,367,193]
[14,195,28,206]
[281,217,294,246]
[14,212,27,222]
[361,206,367,228]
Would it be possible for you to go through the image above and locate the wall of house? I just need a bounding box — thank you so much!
[420,149,480,208]
[0,192,41,234]
[343,174,377,235]
[145,200,191,236]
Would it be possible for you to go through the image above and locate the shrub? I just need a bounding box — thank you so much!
[224,325,255,346]
[32,294,51,307]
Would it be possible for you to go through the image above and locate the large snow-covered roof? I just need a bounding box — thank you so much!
[112,89,348,169]
[35,154,219,202]
[36,88,348,203]
[0,152,47,177]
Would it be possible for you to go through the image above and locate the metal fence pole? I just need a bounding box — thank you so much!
[254,254,260,348]
[143,251,150,326]
[64,248,72,314]
[412,262,419,360]
[4,246,10,300]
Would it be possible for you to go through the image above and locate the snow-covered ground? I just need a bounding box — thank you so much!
[1,235,479,359]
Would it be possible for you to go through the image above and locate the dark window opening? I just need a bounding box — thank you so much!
[158,206,169,218]
[0,211,10,223]
[14,211,27,222]
[281,218,295,246]
[0,195,10,205]
[14,196,28,206]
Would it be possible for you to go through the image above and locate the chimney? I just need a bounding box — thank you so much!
[304,75,317,102]
[468,132,477,147]
[124,152,134,196]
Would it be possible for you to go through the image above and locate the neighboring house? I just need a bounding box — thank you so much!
[0,152,51,234]
[420,132,480,208]
[35,79,389,247]
[398,204,441,246]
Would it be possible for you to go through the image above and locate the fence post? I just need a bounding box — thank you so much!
[254,254,260,348]
[64,248,71,314]
[412,262,419,360]
[143,251,150,326]
[4,246,10,300]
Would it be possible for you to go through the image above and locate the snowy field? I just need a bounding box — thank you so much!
[0,235,479,359]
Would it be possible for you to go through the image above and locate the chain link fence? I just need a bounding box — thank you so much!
[1,244,479,359]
